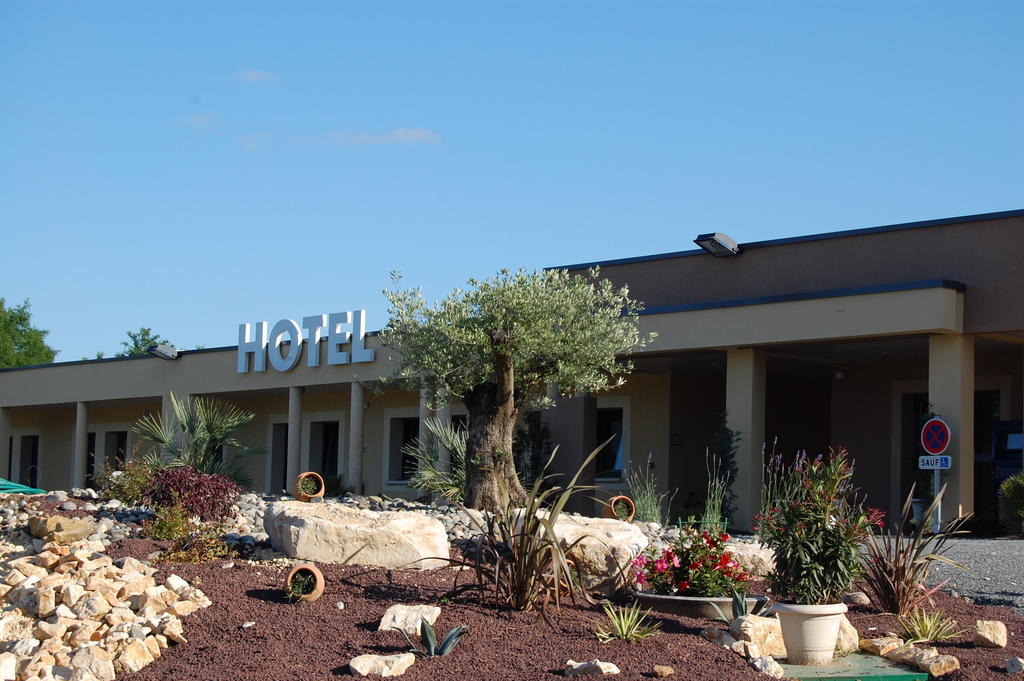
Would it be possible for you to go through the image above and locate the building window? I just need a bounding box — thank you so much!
[388,417,420,482]
[595,408,625,479]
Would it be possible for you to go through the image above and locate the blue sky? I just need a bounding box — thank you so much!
[2,1,1022,362]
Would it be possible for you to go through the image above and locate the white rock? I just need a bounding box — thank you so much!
[1007,657,1024,674]
[564,659,621,675]
[164,574,190,596]
[378,604,441,636]
[749,656,785,678]
[11,637,40,657]
[0,652,17,681]
[974,619,1007,648]
[349,653,416,677]
[725,542,775,578]
[264,501,449,569]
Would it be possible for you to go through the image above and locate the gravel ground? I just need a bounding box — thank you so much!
[929,537,1024,614]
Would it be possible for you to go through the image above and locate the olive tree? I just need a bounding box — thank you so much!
[379,268,654,511]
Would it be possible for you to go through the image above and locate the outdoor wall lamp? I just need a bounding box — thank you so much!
[693,232,741,256]
[147,344,179,360]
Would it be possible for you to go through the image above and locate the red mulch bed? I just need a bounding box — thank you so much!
[102,537,1024,681]
[845,592,1024,681]
[109,538,765,681]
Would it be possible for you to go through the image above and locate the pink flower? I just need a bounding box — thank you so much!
[636,573,647,585]
[633,555,648,568]
[654,559,668,573]
[670,555,680,568]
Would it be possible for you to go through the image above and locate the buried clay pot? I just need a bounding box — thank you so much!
[636,591,769,620]
[294,471,326,502]
[285,563,325,603]
[602,495,636,522]
[773,602,848,665]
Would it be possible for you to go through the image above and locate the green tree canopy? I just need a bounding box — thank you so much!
[0,298,58,368]
[380,268,655,510]
[119,327,171,357]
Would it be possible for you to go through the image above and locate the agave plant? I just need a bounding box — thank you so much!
[399,618,469,657]
[132,391,260,488]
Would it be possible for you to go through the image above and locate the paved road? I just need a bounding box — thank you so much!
[928,538,1024,614]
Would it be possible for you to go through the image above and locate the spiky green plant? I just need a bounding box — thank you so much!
[132,391,259,488]
[595,601,661,643]
[403,418,467,501]
[999,471,1024,523]
[701,451,729,531]
[897,607,964,644]
[446,439,607,618]
[627,452,676,525]
[861,484,970,617]
[399,617,469,657]
[710,587,769,623]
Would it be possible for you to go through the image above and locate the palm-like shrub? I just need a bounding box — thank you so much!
[402,418,467,502]
[132,392,259,488]
[448,442,603,617]
[861,484,969,616]
[999,472,1024,523]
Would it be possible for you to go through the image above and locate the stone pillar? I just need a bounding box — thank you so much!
[73,401,88,489]
[435,401,453,473]
[543,393,597,514]
[726,348,766,532]
[287,386,304,489]
[0,407,11,481]
[928,334,975,520]
[347,382,365,494]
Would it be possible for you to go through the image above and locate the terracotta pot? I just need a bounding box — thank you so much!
[602,495,636,522]
[636,591,769,620]
[773,602,848,665]
[293,471,325,502]
[285,563,325,603]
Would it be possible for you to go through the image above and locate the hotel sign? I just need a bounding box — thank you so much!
[237,310,375,373]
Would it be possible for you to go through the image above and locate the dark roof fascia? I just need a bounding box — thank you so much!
[552,208,1024,271]
[638,279,965,316]
[0,330,383,374]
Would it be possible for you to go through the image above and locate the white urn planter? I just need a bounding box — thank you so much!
[773,602,848,665]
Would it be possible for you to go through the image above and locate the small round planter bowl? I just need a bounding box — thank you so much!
[773,602,848,666]
[602,495,636,523]
[635,591,768,620]
[285,563,325,603]
[293,471,325,502]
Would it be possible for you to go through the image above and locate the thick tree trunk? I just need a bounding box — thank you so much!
[463,350,527,511]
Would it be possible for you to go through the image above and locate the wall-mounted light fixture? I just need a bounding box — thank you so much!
[694,232,741,257]
[147,344,179,360]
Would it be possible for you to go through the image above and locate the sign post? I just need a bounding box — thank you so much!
[919,417,952,533]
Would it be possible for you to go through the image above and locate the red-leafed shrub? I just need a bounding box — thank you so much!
[143,466,239,522]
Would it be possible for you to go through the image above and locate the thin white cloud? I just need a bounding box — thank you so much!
[234,70,279,83]
[326,128,443,147]
[238,132,275,151]
[183,112,217,132]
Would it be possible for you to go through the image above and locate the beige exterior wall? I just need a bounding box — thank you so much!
[2,212,1021,526]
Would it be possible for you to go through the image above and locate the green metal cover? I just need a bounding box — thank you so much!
[780,654,928,681]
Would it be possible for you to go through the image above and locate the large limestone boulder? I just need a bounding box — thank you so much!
[543,514,648,593]
[263,501,449,569]
[725,542,775,578]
